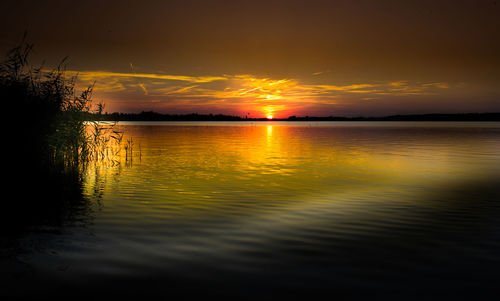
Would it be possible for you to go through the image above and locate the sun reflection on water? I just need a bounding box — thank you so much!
[83,122,500,223]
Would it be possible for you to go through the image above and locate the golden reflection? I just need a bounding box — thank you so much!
[89,123,473,180]
[267,125,273,137]
[84,123,498,222]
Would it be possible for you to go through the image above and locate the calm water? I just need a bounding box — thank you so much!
[3,122,500,299]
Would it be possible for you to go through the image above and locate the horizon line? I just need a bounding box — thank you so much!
[89,111,500,121]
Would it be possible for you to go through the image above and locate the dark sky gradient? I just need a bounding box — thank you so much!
[1,0,499,117]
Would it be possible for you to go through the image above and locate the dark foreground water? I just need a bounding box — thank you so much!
[3,122,500,300]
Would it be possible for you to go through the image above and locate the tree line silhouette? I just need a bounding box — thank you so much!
[88,111,500,122]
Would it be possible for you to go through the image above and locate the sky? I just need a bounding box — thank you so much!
[1,0,499,117]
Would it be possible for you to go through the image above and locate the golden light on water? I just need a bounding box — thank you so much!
[84,123,499,223]
[75,122,500,298]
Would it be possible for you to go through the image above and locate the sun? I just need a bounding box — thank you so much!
[266,114,273,120]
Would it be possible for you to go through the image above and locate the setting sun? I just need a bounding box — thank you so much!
[267,115,273,119]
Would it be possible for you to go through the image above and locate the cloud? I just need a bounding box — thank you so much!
[138,82,148,95]
[68,70,228,84]
[60,68,452,116]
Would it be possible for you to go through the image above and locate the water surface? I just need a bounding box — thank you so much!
[3,122,500,299]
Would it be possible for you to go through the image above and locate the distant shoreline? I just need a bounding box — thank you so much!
[87,112,500,122]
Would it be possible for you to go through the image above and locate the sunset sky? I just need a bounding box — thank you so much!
[1,0,499,117]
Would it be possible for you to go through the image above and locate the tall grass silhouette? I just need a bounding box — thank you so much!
[0,35,120,229]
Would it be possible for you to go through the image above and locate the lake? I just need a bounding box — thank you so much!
[3,121,500,299]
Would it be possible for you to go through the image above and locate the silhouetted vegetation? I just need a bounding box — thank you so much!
[1,37,106,230]
[286,113,500,121]
[89,111,247,121]
[88,111,500,122]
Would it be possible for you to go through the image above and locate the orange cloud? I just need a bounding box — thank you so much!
[61,69,452,117]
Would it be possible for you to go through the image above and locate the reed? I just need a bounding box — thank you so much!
[1,36,122,174]
[0,36,123,227]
